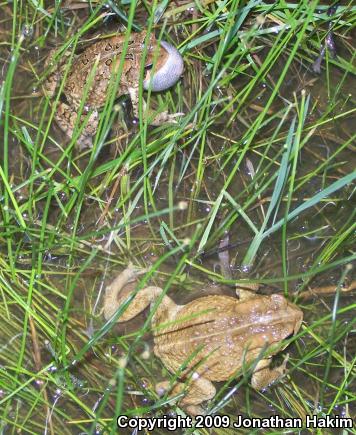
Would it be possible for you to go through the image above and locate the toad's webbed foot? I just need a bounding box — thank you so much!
[149,110,184,126]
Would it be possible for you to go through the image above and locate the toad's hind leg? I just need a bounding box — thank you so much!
[156,377,216,416]
[43,49,72,97]
[53,102,99,149]
[103,264,176,322]
[43,49,61,97]
[251,355,289,390]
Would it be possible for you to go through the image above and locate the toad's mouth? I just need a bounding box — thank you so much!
[143,40,184,92]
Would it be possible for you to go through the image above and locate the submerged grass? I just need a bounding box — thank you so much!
[0,1,355,434]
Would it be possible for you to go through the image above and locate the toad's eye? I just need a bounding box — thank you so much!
[143,64,153,82]
[144,62,154,78]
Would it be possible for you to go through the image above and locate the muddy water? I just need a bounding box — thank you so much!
[0,4,355,434]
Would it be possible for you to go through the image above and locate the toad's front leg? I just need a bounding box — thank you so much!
[251,355,289,390]
[128,86,183,126]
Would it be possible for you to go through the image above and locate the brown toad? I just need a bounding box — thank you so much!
[44,31,184,148]
[103,265,303,415]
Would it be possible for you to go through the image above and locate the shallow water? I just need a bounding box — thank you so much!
[0,3,355,433]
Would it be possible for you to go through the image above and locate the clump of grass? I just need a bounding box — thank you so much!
[0,1,355,433]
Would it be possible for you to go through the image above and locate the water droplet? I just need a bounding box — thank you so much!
[22,25,33,38]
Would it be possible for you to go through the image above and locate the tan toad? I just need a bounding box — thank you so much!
[44,31,184,148]
[103,265,303,415]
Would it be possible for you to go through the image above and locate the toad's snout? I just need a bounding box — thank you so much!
[143,40,184,92]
